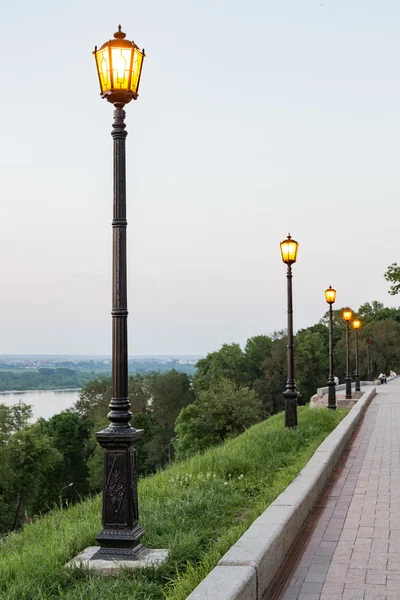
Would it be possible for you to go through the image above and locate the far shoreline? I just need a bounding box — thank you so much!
[0,388,82,394]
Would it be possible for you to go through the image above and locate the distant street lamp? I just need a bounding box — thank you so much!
[325,286,337,409]
[92,26,146,561]
[352,319,361,392]
[59,483,73,510]
[366,336,374,382]
[280,234,299,428]
[342,309,353,399]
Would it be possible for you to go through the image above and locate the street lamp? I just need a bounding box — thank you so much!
[342,309,353,399]
[366,337,374,381]
[59,483,73,510]
[325,286,337,409]
[280,234,299,428]
[352,319,361,392]
[92,26,145,561]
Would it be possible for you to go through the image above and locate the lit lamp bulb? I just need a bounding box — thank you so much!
[93,25,145,105]
[280,234,299,265]
[342,309,353,322]
[325,286,336,305]
[352,319,361,330]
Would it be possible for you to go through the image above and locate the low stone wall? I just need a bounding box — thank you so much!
[316,381,375,398]
[316,375,398,398]
[186,386,377,600]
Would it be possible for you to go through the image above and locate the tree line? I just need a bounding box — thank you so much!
[0,368,92,391]
[1,300,400,534]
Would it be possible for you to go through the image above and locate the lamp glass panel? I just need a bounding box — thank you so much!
[343,310,353,321]
[130,48,144,94]
[96,47,112,93]
[111,47,133,90]
[325,288,336,304]
[352,320,361,329]
[280,240,298,264]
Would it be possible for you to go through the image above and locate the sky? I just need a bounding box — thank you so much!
[0,0,399,355]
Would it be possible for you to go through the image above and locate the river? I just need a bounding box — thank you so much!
[0,389,81,420]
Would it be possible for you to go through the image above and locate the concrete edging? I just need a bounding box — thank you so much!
[186,386,377,600]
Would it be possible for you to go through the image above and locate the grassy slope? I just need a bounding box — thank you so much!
[0,407,348,600]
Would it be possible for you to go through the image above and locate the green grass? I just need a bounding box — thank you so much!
[0,406,348,600]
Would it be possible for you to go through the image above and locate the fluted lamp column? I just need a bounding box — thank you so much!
[342,309,353,400]
[280,234,299,429]
[91,25,146,561]
[325,286,337,409]
[352,319,361,392]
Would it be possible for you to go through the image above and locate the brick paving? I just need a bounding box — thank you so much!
[265,380,400,600]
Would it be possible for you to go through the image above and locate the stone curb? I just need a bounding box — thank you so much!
[186,386,376,600]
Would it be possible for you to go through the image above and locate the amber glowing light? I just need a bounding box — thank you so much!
[94,25,145,104]
[352,319,361,329]
[343,309,353,322]
[280,234,299,265]
[325,286,336,305]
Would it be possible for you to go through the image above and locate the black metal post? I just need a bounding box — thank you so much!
[354,328,360,392]
[345,320,352,399]
[284,264,298,428]
[327,303,336,409]
[93,103,145,561]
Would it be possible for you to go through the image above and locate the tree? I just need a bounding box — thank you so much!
[174,379,262,459]
[384,264,400,296]
[0,401,34,530]
[0,401,32,442]
[255,334,288,416]
[8,424,62,525]
[244,335,273,382]
[295,329,328,401]
[74,374,151,422]
[145,370,194,465]
[37,412,92,508]
[358,300,400,323]
[193,343,247,392]
[361,319,400,376]
[73,376,112,422]
[76,370,194,483]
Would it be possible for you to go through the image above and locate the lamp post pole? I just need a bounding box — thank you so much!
[284,263,298,428]
[327,302,336,409]
[345,319,352,399]
[325,286,336,410]
[352,319,361,392]
[355,328,360,391]
[92,26,146,561]
[280,234,299,429]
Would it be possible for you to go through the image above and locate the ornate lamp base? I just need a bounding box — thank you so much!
[93,425,145,560]
[92,526,145,560]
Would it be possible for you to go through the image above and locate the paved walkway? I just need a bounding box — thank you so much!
[265,379,400,600]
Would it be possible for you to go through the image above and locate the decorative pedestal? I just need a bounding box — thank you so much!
[93,426,145,560]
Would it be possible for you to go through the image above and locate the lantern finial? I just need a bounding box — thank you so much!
[114,25,126,40]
